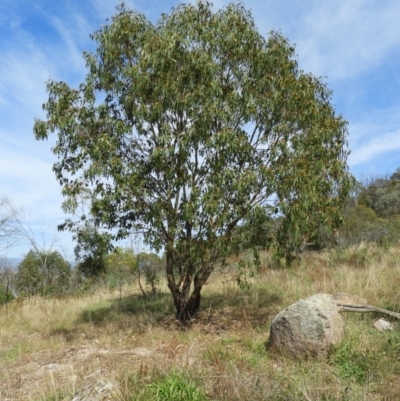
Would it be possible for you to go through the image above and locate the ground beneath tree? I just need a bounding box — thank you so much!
[0,305,270,400]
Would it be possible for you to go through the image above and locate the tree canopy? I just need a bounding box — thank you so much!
[34,1,352,320]
[358,175,400,218]
[15,249,71,296]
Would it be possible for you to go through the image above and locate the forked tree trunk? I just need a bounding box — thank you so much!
[166,248,207,322]
[172,283,202,322]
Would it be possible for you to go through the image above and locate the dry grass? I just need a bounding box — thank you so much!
[1,243,400,400]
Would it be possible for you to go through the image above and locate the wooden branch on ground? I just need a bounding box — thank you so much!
[336,303,400,319]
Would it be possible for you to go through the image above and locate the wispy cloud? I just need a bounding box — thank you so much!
[1,0,400,256]
[346,104,400,176]
[0,137,61,216]
[31,4,90,76]
[0,47,52,117]
[202,0,400,81]
[294,1,400,80]
[0,3,81,257]
[349,130,400,167]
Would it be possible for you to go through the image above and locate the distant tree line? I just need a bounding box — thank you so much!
[0,246,164,304]
[2,167,400,305]
[340,167,400,248]
[0,191,165,304]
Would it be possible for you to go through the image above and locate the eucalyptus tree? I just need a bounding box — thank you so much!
[34,2,352,321]
[60,189,113,279]
[15,249,71,296]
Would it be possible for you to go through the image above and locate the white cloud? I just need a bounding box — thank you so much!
[0,5,91,118]
[349,129,400,167]
[194,0,400,81]
[0,11,73,257]
[32,7,88,74]
[0,48,52,117]
[274,0,400,80]
[0,139,61,216]
[0,0,16,27]
[0,133,74,258]
[2,0,400,256]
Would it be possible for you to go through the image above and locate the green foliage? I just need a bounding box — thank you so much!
[390,167,400,181]
[15,249,71,296]
[0,283,14,305]
[375,217,400,249]
[105,247,137,272]
[0,264,16,305]
[61,190,114,280]
[341,204,378,245]
[103,248,163,293]
[15,250,42,296]
[137,252,164,294]
[341,203,400,248]
[73,223,113,279]
[147,371,208,401]
[339,171,400,248]
[235,248,261,291]
[34,1,351,319]
[329,247,369,269]
[358,175,400,218]
[104,247,137,275]
[103,246,137,289]
[330,340,374,384]
[233,205,274,251]
[382,330,400,355]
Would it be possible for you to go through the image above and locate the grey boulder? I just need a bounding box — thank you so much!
[269,293,344,357]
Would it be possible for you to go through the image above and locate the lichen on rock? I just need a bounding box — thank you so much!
[269,293,344,358]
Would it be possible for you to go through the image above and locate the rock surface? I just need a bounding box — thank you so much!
[65,379,121,401]
[269,293,344,357]
[373,318,393,332]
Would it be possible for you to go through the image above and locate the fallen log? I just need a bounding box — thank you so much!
[336,303,400,319]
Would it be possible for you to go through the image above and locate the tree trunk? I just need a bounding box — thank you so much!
[165,248,206,322]
[169,271,203,322]
[172,284,202,322]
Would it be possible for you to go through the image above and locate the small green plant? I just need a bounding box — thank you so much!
[382,330,400,355]
[147,371,208,401]
[330,340,373,384]
[242,339,267,366]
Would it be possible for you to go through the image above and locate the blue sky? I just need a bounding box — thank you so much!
[1,0,400,258]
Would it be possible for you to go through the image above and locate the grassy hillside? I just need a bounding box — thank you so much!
[1,244,400,400]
